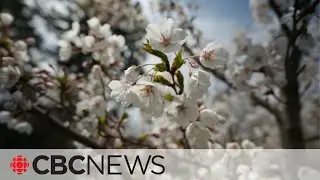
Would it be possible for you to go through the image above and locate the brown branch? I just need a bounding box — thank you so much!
[297,0,320,21]
[304,135,320,142]
[31,105,104,149]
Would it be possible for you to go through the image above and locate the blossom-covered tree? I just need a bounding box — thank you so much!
[0,0,319,150]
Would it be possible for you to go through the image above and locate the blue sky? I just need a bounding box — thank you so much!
[194,0,253,42]
[139,0,255,43]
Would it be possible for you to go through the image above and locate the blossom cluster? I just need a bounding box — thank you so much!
[0,0,318,151]
[107,18,234,148]
[0,13,33,135]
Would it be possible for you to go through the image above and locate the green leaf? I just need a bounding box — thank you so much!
[164,93,174,101]
[175,70,184,94]
[120,112,129,121]
[98,116,106,124]
[139,134,149,141]
[154,63,167,72]
[143,42,170,70]
[171,51,185,73]
[153,75,172,86]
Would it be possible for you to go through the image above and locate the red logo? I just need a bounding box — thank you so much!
[10,155,30,175]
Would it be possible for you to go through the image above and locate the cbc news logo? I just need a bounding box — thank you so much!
[10,155,30,175]
[9,154,165,176]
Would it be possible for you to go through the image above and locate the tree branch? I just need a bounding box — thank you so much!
[31,105,104,149]
[269,0,292,37]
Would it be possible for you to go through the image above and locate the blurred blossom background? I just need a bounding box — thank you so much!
[0,0,319,150]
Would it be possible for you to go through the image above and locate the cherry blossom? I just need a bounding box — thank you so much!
[200,41,229,69]
[186,122,211,148]
[243,45,268,69]
[186,70,211,100]
[0,13,14,26]
[146,18,188,53]
[166,98,199,128]
[58,40,72,61]
[129,81,165,118]
[108,80,137,107]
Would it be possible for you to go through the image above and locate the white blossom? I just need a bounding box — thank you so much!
[186,70,211,100]
[166,98,199,127]
[124,66,140,84]
[200,41,229,69]
[81,35,95,53]
[87,17,111,38]
[62,21,80,42]
[0,65,21,88]
[87,17,100,30]
[0,13,14,26]
[146,18,188,53]
[14,122,33,135]
[0,111,11,124]
[108,35,125,48]
[243,45,268,69]
[108,80,135,107]
[129,81,164,118]
[58,40,72,61]
[186,122,211,148]
[89,96,106,117]
[199,109,226,127]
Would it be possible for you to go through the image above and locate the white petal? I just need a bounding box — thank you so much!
[124,66,139,83]
[160,18,175,37]
[163,43,181,53]
[87,17,100,29]
[171,28,188,43]
[146,24,161,40]
[108,80,122,90]
[14,122,33,135]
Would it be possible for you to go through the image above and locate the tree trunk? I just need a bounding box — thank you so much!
[283,46,305,148]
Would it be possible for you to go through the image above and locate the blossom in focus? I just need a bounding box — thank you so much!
[129,81,164,118]
[199,109,226,128]
[186,122,211,148]
[124,66,140,84]
[200,41,229,69]
[186,70,211,100]
[108,80,136,107]
[145,18,188,53]
[108,66,140,107]
[166,98,199,128]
